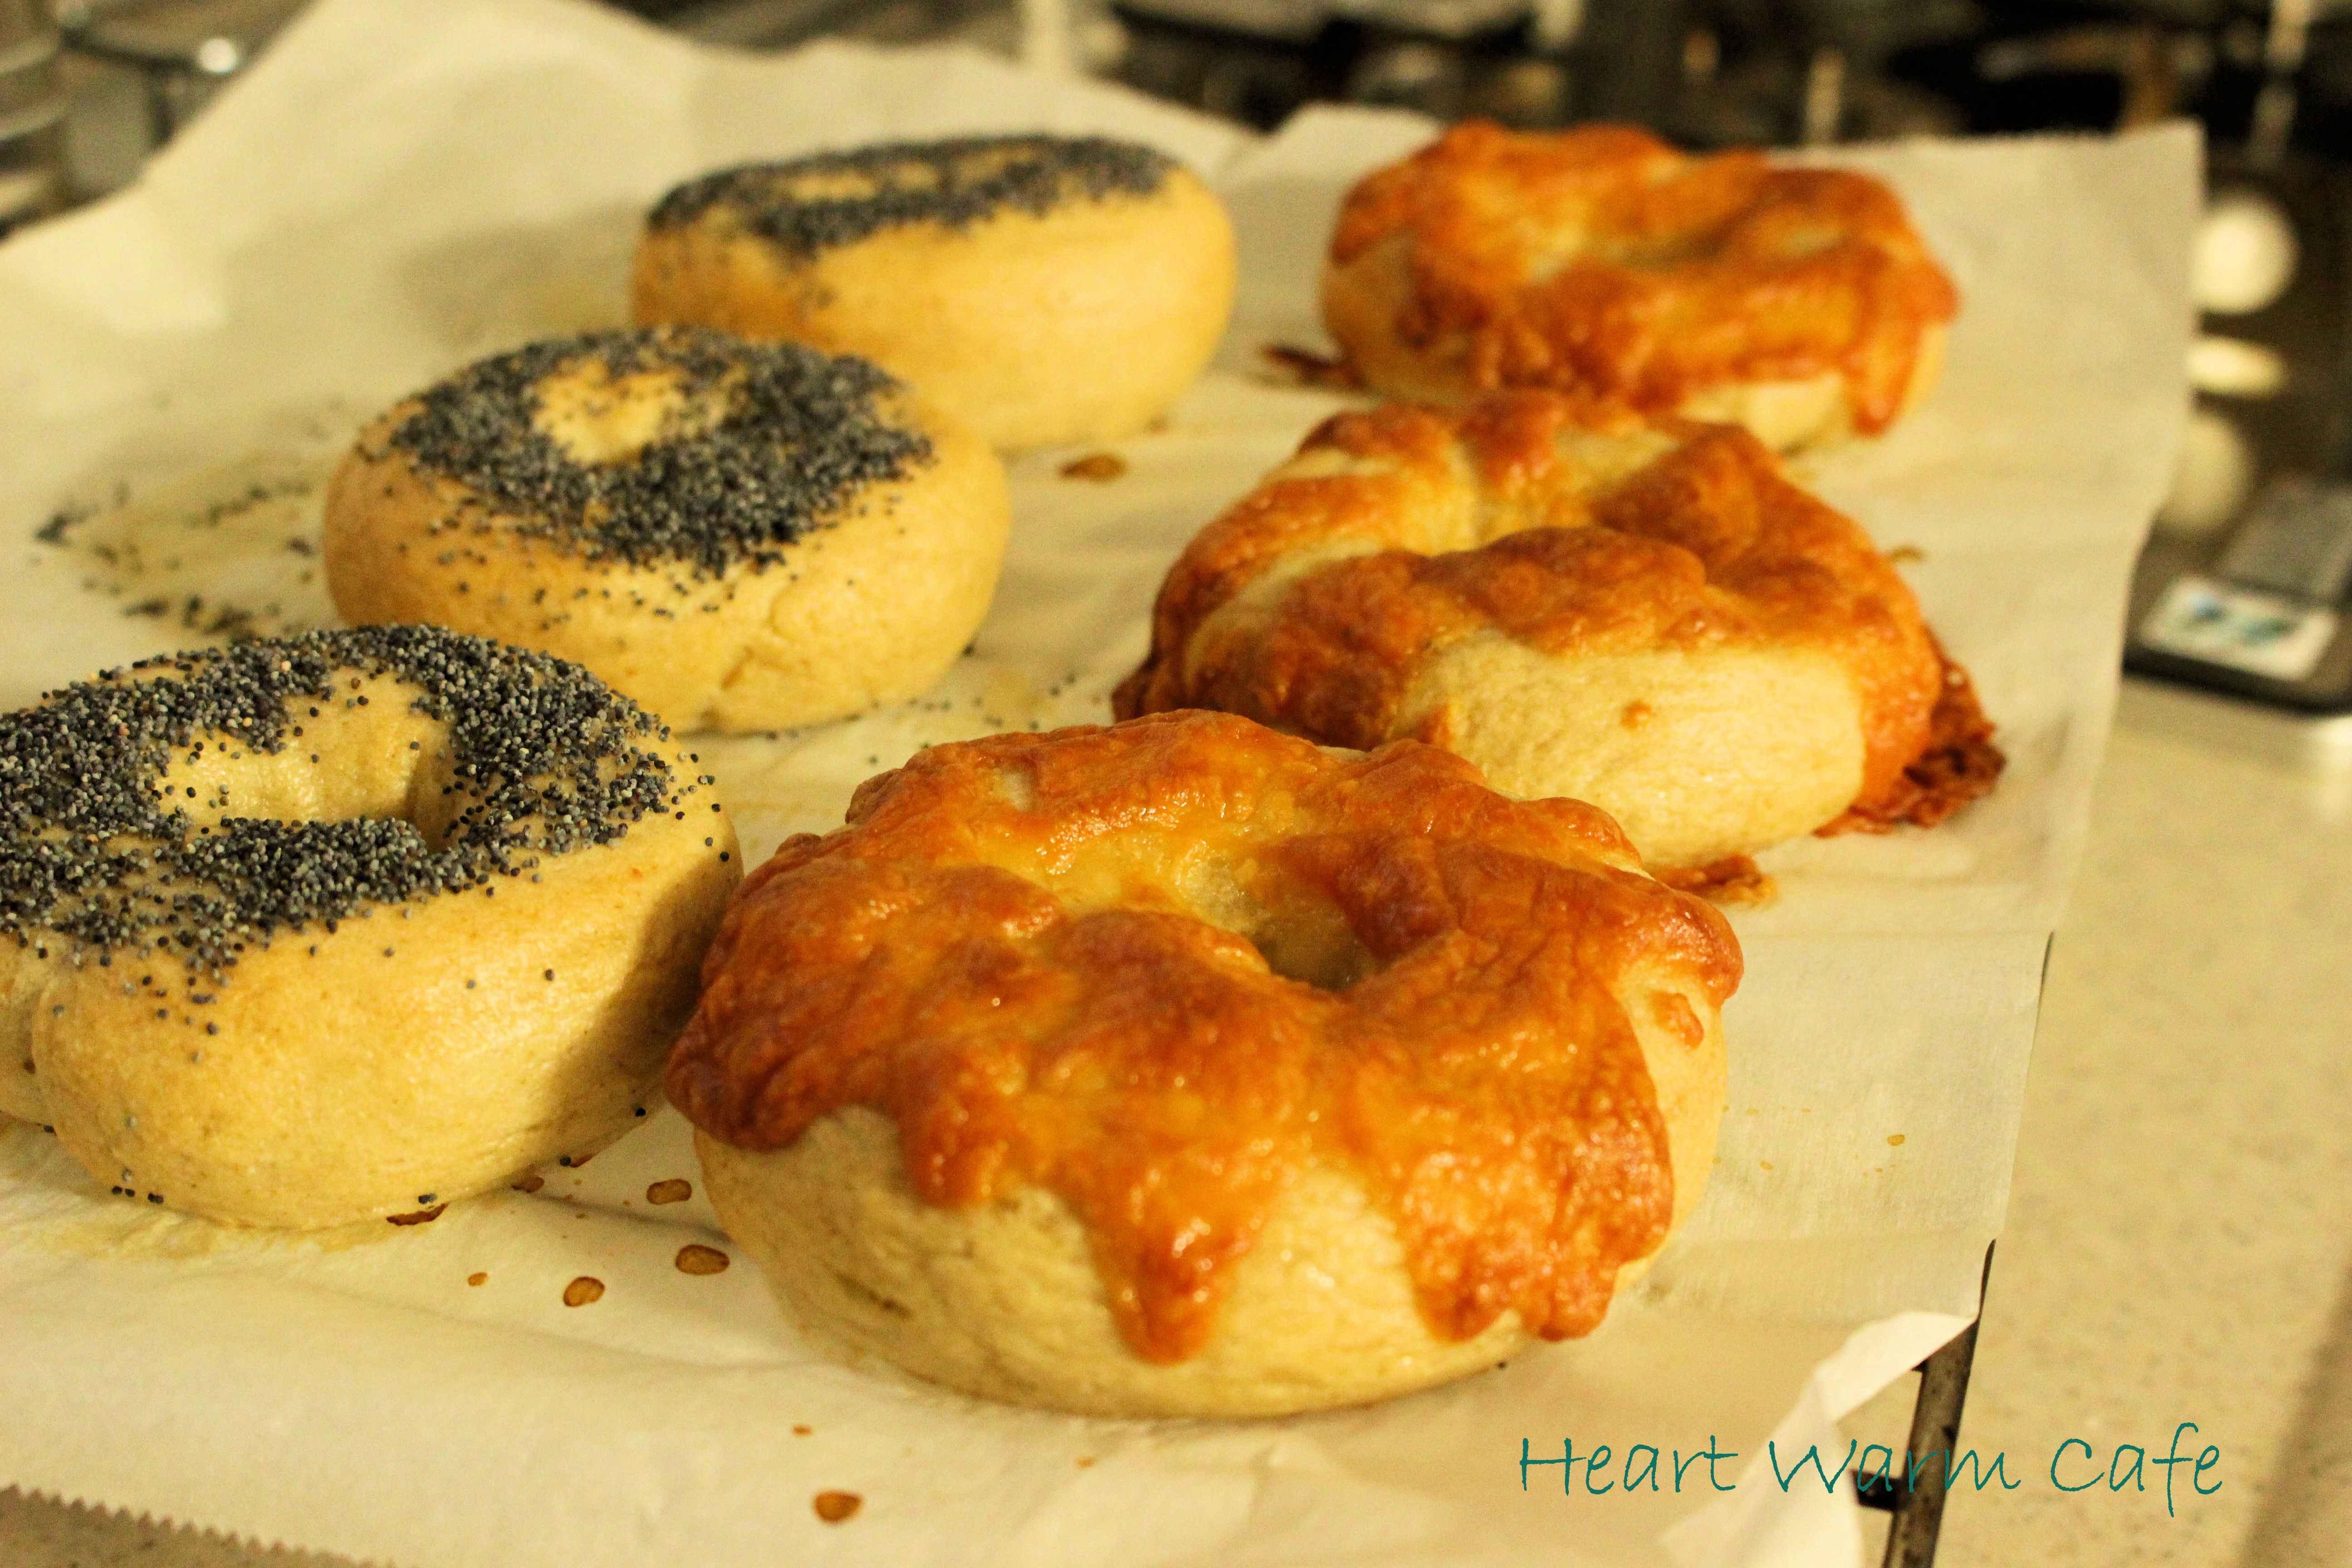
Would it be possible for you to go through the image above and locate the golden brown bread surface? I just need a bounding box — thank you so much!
[669,710,1739,1414]
[632,136,1237,451]
[1114,392,2001,869]
[0,626,740,1228]
[325,328,1009,735]
[1323,122,1959,448]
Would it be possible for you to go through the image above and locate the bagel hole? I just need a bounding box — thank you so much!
[777,168,899,202]
[153,675,463,849]
[1245,917,1377,992]
[1177,858,1379,992]
[533,358,735,467]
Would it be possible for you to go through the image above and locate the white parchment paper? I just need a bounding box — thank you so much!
[0,2,2196,1563]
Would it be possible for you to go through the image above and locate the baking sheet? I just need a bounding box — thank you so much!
[0,2,2196,1564]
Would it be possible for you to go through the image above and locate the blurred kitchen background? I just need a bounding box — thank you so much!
[7,0,2352,717]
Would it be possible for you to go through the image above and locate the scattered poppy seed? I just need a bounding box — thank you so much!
[387,331,931,578]
[652,137,1170,264]
[0,627,680,979]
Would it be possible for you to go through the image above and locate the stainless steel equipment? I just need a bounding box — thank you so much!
[0,0,64,232]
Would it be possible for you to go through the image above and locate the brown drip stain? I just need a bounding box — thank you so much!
[562,1275,605,1307]
[386,1203,447,1226]
[511,1174,545,1194]
[812,1492,862,1524]
[646,1178,692,1205]
[1059,452,1127,482]
[1259,343,1362,390]
[675,1244,730,1275]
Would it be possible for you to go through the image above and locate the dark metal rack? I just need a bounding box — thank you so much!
[1853,1245,1996,1568]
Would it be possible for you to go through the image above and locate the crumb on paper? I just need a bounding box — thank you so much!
[563,1276,604,1307]
[467,1272,488,1287]
[1075,1456,1095,1469]
[1888,544,1925,564]
[512,1174,544,1194]
[1259,343,1362,390]
[812,1491,862,1524]
[1059,452,1126,482]
[1888,1133,1907,1146]
[387,1203,447,1226]
[676,1244,730,1276]
[793,1424,813,1436]
[647,1178,692,1205]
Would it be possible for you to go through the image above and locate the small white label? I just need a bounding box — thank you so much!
[2141,573,2339,681]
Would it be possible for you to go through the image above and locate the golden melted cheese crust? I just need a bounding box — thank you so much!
[1324,122,1959,443]
[1114,392,2000,868]
[667,711,1741,1364]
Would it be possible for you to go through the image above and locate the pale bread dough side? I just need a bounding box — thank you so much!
[700,958,1724,1418]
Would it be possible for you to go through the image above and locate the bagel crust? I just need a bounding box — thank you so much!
[1323,122,1958,448]
[631,136,1238,451]
[0,627,740,1228]
[1113,392,2001,870]
[324,328,1010,735]
[668,711,1738,1416]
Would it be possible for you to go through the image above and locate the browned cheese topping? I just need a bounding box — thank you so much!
[1332,121,1959,429]
[667,712,1741,1362]
[1116,392,2002,832]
